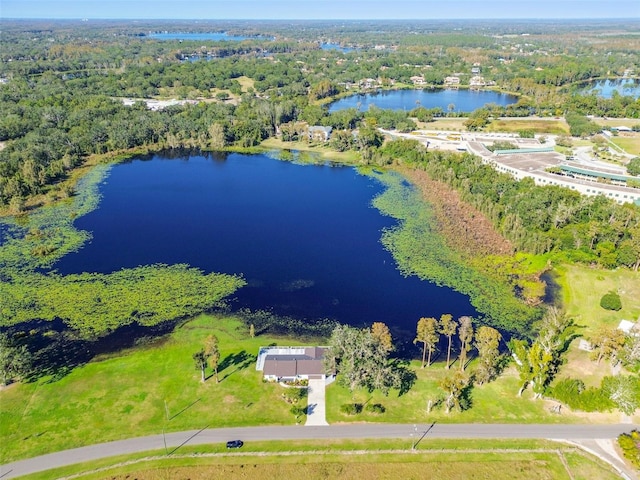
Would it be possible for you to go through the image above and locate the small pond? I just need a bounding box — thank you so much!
[329,88,518,113]
[52,152,478,335]
[321,43,356,53]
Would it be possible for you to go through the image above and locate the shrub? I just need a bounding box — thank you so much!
[600,291,622,311]
[518,129,535,138]
[486,140,518,152]
[626,158,640,177]
[565,112,600,137]
[618,430,640,468]
[555,135,573,148]
[365,403,386,414]
[340,403,363,415]
[282,388,307,404]
[547,378,615,412]
[290,405,306,419]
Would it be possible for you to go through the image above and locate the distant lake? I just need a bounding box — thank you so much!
[321,43,356,53]
[329,88,518,112]
[578,78,640,99]
[148,32,256,41]
[53,152,478,336]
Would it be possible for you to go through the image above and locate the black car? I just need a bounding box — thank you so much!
[226,440,243,449]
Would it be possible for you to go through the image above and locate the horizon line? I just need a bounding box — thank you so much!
[3,17,640,21]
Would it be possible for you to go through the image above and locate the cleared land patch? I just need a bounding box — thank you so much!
[487,118,570,135]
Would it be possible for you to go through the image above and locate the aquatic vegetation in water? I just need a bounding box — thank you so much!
[0,163,245,338]
[0,164,111,272]
[369,171,540,335]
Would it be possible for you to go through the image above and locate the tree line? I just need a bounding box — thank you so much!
[378,139,640,271]
[321,308,639,416]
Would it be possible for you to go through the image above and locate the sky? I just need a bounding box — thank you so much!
[2,0,639,20]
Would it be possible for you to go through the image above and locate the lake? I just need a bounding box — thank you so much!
[321,43,356,53]
[578,78,640,99]
[329,88,518,113]
[53,152,478,336]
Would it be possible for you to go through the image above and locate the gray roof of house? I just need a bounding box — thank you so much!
[262,347,328,377]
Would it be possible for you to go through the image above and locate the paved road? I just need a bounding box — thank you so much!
[2,423,638,479]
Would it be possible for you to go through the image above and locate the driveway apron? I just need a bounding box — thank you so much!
[305,378,329,426]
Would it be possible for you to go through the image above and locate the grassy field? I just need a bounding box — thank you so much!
[0,316,307,463]
[417,117,570,135]
[609,135,640,156]
[2,313,627,465]
[486,118,570,135]
[260,137,361,163]
[551,263,640,390]
[556,264,640,334]
[325,360,601,425]
[420,118,467,131]
[236,75,255,93]
[593,118,640,129]
[14,440,621,480]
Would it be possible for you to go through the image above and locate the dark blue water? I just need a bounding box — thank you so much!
[578,79,640,99]
[329,88,517,113]
[148,32,253,41]
[53,152,478,334]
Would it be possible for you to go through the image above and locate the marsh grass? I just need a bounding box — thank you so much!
[0,163,110,271]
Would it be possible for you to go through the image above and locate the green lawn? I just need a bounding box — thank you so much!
[326,360,587,425]
[609,135,640,156]
[550,263,640,398]
[556,263,640,334]
[0,315,307,463]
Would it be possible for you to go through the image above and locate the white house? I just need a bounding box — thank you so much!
[308,126,333,142]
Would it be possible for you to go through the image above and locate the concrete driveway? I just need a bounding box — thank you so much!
[305,378,328,426]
